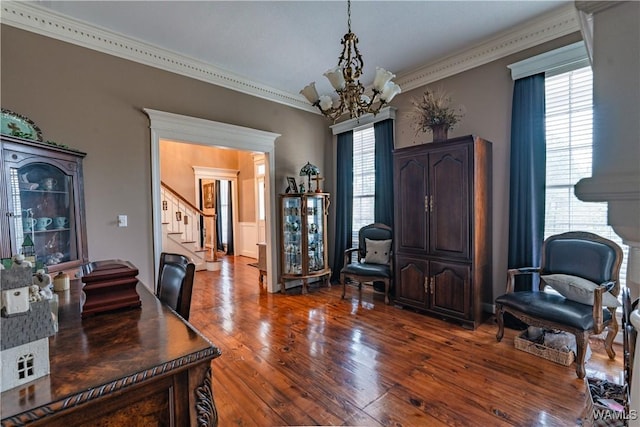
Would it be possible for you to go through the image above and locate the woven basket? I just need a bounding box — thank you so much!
[514,331,575,366]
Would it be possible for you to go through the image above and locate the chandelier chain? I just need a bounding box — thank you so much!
[347,0,351,33]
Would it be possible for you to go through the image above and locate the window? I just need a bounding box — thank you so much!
[17,353,34,379]
[256,164,265,221]
[351,126,376,249]
[544,66,628,286]
[219,180,230,245]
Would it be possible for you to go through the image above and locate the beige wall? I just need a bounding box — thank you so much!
[160,140,258,224]
[160,140,239,205]
[391,32,582,306]
[237,151,256,223]
[1,25,331,286]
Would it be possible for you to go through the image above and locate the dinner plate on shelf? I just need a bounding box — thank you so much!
[1,108,43,141]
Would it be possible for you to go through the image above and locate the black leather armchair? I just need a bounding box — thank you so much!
[340,223,393,304]
[157,252,196,321]
[495,231,623,378]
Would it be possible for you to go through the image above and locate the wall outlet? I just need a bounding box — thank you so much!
[117,215,127,227]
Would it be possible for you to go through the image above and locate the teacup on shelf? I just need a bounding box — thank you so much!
[22,217,37,232]
[36,217,52,231]
[53,216,68,229]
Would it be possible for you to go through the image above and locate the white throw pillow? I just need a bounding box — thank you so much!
[542,273,620,307]
[364,238,392,265]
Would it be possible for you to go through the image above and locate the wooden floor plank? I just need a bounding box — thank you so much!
[189,256,624,426]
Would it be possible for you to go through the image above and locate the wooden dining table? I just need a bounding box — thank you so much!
[1,278,221,426]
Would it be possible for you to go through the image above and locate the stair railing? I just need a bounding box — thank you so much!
[160,181,217,261]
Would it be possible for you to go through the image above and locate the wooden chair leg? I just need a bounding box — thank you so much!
[384,279,390,305]
[341,274,346,299]
[574,332,589,379]
[495,305,505,342]
[604,315,618,360]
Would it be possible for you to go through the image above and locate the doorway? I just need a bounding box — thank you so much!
[193,166,239,256]
[145,108,280,292]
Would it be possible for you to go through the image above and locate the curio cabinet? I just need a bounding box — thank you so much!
[1,135,88,273]
[279,192,331,294]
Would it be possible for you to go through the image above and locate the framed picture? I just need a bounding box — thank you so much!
[203,183,214,208]
[286,176,298,193]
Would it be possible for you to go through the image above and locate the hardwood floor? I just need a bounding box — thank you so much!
[189,256,623,426]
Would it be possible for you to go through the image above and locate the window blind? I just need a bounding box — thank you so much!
[352,126,376,250]
[544,66,628,285]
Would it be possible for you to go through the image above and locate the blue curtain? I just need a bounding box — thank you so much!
[330,131,353,283]
[215,180,224,250]
[508,73,546,298]
[374,119,394,228]
[226,180,234,255]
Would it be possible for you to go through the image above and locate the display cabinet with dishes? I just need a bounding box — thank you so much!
[279,192,330,294]
[1,110,87,273]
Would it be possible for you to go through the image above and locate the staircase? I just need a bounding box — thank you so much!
[160,182,219,271]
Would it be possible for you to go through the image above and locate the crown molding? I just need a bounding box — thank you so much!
[395,3,581,92]
[0,1,316,114]
[2,1,579,112]
[574,1,622,15]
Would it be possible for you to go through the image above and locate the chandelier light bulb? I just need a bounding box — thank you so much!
[318,95,334,111]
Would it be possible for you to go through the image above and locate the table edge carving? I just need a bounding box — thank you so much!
[1,347,220,427]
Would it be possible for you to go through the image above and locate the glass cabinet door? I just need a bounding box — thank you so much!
[282,196,302,274]
[306,196,325,272]
[8,162,78,270]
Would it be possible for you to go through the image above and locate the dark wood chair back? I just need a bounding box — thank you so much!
[157,252,196,320]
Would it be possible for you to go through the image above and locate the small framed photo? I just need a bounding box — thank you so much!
[286,176,298,193]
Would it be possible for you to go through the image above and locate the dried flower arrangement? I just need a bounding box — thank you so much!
[409,87,464,141]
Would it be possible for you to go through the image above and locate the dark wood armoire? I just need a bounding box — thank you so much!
[393,135,492,329]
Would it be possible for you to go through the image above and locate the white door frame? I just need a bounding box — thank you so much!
[253,154,266,246]
[144,108,280,292]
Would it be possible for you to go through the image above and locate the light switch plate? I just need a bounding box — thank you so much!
[118,215,127,227]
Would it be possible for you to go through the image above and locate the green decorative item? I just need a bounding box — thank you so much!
[1,108,43,141]
[21,234,36,270]
[299,162,319,193]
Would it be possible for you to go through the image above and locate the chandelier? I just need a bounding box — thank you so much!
[300,0,401,122]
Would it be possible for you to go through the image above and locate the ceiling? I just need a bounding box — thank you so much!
[25,1,571,106]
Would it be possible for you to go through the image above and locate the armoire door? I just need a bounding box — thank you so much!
[393,154,429,255]
[428,145,470,260]
[394,255,429,309]
[429,260,471,320]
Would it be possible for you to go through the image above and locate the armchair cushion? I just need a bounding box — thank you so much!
[364,238,392,264]
[542,274,620,307]
[341,263,392,279]
[495,291,612,331]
